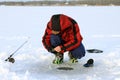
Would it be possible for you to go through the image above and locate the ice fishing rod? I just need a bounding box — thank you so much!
[5,38,29,63]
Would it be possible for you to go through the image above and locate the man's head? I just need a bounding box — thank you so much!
[51,14,61,32]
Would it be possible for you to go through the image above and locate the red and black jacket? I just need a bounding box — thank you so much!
[42,14,83,53]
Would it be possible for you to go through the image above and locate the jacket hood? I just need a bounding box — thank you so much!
[51,14,72,32]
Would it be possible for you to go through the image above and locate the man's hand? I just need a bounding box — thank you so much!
[54,46,61,52]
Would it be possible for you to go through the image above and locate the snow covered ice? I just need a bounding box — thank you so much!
[0,6,120,80]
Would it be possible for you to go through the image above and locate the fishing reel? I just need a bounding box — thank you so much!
[5,57,15,63]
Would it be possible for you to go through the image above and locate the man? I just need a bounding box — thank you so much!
[42,14,85,64]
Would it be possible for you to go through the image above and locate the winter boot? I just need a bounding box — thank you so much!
[53,53,63,64]
[68,52,78,63]
[83,59,94,67]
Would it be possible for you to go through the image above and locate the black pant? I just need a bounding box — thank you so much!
[50,34,86,59]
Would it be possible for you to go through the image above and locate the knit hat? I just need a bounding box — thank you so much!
[51,14,61,31]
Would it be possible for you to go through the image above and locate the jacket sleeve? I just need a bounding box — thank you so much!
[60,20,83,53]
[42,22,52,51]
